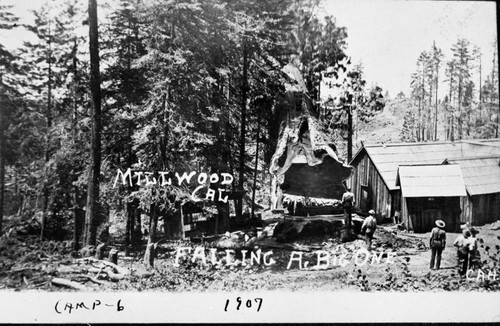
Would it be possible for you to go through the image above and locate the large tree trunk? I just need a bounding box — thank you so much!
[478,54,482,121]
[71,38,82,252]
[237,40,249,221]
[143,203,158,267]
[448,70,454,141]
[0,70,5,233]
[41,29,53,241]
[458,77,462,140]
[347,106,352,161]
[83,0,102,246]
[251,106,261,219]
[435,67,439,140]
[0,107,4,234]
[124,201,134,255]
[72,187,85,252]
[417,88,422,142]
[493,41,498,137]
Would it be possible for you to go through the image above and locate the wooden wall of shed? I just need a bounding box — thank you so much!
[350,153,392,221]
[461,193,500,226]
[403,196,461,233]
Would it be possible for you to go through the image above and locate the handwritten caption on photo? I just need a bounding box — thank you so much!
[174,247,396,269]
[54,299,124,314]
[113,168,234,202]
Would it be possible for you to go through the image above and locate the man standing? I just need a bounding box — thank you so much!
[361,210,377,250]
[429,220,446,270]
[468,228,480,270]
[454,229,471,276]
[341,186,355,229]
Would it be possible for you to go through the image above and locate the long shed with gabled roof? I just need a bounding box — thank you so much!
[349,139,500,230]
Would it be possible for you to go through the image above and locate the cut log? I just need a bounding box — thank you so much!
[76,257,130,275]
[71,274,106,286]
[87,266,123,282]
[51,277,87,291]
[255,238,316,252]
[105,270,124,282]
[82,275,106,285]
[273,217,344,243]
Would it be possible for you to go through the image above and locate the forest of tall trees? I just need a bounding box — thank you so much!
[0,0,388,264]
[2,0,500,304]
[403,38,499,142]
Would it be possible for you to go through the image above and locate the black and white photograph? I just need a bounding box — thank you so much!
[0,0,499,323]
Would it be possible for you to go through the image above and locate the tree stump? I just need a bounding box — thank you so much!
[95,243,106,260]
[108,249,118,265]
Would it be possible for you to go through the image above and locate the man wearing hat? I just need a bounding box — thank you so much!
[361,210,377,250]
[454,229,472,275]
[429,219,446,270]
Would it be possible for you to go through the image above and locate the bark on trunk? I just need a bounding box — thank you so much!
[83,0,102,246]
[41,26,53,241]
[72,187,85,252]
[251,106,261,219]
[0,127,4,234]
[124,201,134,255]
[143,203,158,267]
[237,40,249,221]
[72,38,81,252]
[435,70,438,140]
[347,106,352,162]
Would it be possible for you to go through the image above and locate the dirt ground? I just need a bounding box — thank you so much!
[1,218,499,292]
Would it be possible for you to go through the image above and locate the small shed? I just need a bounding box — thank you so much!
[444,156,500,225]
[349,139,500,223]
[396,164,466,232]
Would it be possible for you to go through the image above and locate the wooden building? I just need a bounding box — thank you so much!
[444,156,500,225]
[396,164,466,232]
[349,139,500,229]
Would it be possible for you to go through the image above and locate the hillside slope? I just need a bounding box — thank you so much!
[354,97,412,152]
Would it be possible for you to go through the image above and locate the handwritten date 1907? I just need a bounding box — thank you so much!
[224,297,263,312]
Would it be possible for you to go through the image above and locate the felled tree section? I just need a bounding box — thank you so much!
[268,67,353,209]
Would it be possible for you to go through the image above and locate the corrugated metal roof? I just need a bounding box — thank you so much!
[397,164,467,197]
[445,157,500,195]
[357,139,500,190]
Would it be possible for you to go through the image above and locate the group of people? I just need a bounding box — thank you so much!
[341,187,480,275]
[429,220,480,275]
[342,187,377,250]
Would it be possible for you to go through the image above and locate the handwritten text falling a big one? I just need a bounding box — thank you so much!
[174,247,396,269]
[113,168,234,202]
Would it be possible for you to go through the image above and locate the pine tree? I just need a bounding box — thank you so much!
[430,42,443,140]
[451,38,473,140]
[83,0,102,246]
[18,0,88,241]
[0,2,19,233]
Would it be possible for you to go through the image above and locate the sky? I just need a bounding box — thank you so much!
[320,0,498,97]
[0,0,498,98]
